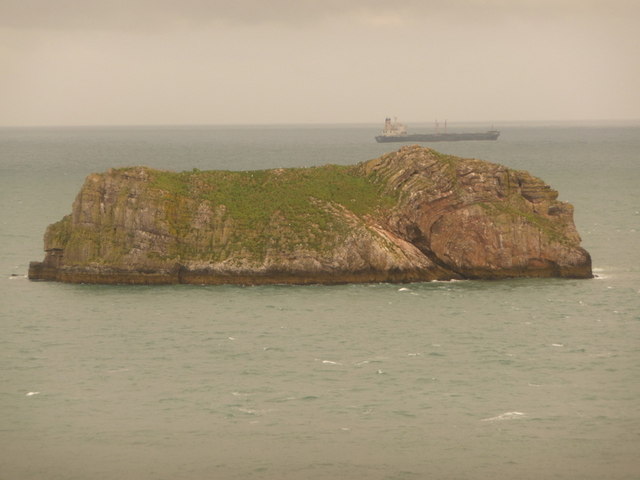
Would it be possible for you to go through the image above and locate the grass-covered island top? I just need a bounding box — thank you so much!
[150,163,398,258]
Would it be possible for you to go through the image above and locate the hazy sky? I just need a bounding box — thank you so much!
[1,0,639,126]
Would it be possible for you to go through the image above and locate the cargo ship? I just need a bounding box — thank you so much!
[375,118,499,143]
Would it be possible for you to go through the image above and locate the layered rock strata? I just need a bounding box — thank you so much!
[29,146,592,284]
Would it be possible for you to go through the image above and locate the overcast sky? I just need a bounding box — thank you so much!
[1,0,639,126]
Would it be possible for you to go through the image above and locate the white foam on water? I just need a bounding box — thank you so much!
[481,411,525,422]
[237,407,257,415]
[592,268,609,280]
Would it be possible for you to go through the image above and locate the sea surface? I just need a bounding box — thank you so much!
[1,122,639,479]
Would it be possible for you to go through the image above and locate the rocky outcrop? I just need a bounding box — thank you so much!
[29,146,592,284]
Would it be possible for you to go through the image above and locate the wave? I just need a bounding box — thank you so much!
[481,411,525,422]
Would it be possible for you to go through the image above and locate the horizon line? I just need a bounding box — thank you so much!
[1,118,639,129]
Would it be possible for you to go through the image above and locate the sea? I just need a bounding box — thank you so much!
[1,122,639,480]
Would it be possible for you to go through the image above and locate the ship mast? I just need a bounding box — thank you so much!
[435,119,448,134]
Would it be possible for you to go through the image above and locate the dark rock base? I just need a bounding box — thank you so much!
[28,262,591,286]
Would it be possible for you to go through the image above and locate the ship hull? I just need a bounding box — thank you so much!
[375,131,500,143]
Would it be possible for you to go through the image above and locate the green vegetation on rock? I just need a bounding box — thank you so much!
[150,164,399,260]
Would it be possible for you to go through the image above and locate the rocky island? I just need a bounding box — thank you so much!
[29,146,592,284]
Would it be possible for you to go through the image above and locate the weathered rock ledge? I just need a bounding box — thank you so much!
[29,146,592,284]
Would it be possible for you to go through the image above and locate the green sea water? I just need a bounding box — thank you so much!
[1,123,639,479]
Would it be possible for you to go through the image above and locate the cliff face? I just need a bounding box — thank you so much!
[29,146,592,284]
